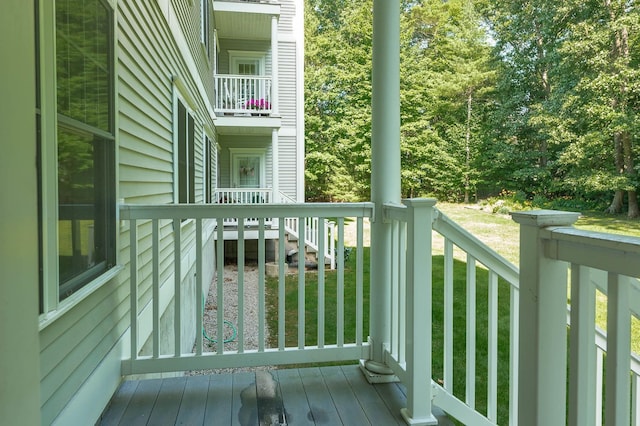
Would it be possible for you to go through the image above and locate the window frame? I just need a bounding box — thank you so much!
[173,89,196,205]
[36,0,118,316]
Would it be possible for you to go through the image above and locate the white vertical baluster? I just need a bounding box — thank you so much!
[444,239,454,391]
[356,217,364,346]
[258,218,265,352]
[509,286,519,426]
[298,216,305,349]
[152,219,160,358]
[129,219,138,361]
[195,218,203,356]
[337,218,345,347]
[399,220,407,365]
[238,218,245,353]
[216,219,225,355]
[568,265,596,426]
[391,219,399,356]
[278,218,286,351]
[318,217,325,348]
[632,372,639,426]
[605,273,631,425]
[466,254,477,409]
[596,347,603,426]
[173,219,181,357]
[488,270,498,421]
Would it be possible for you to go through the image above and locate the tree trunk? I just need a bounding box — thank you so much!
[623,131,639,218]
[464,91,472,204]
[605,132,625,214]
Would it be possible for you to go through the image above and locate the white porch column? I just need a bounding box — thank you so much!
[367,0,401,369]
[271,15,279,117]
[0,2,41,425]
[272,128,279,202]
[511,210,580,426]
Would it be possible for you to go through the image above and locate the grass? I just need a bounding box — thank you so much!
[265,202,638,424]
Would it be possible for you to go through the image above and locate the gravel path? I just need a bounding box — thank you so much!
[188,263,272,375]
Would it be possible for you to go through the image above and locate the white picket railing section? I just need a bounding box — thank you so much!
[214,74,273,115]
[119,203,371,375]
[118,201,640,425]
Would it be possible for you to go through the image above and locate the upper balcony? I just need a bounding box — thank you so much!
[213,74,280,133]
[213,0,280,41]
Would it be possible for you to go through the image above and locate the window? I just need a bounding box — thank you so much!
[176,98,195,204]
[37,0,116,305]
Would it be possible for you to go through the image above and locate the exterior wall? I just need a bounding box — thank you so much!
[0,2,41,425]
[218,39,272,75]
[36,1,219,424]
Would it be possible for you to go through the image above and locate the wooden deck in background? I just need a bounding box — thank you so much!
[98,364,432,425]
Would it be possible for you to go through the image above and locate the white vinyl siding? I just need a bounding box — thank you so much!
[278,0,296,33]
[277,135,297,198]
[38,1,217,423]
[278,41,297,128]
[218,39,271,75]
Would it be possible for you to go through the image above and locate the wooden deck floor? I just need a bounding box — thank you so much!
[98,364,427,425]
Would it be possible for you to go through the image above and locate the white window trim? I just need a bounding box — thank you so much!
[229,147,267,188]
[228,50,266,75]
[172,82,197,204]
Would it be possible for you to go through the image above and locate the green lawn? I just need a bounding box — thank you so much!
[265,202,638,425]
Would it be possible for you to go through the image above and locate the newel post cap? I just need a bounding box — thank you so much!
[510,209,580,228]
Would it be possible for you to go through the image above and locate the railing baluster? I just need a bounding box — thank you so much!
[509,285,519,426]
[195,218,203,356]
[391,219,399,357]
[399,220,407,365]
[238,218,245,353]
[152,219,160,358]
[356,217,364,346]
[568,265,596,426]
[487,270,498,421]
[278,217,286,351]
[318,217,325,348]
[444,239,454,391]
[129,218,138,361]
[173,219,181,357]
[216,219,225,355]
[466,254,477,409]
[605,272,631,425]
[298,216,305,349]
[596,346,603,426]
[632,372,639,426]
[258,218,265,352]
[337,218,345,347]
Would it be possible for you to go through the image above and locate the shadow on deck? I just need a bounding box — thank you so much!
[98,364,452,425]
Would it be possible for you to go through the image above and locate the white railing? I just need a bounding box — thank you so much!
[119,203,372,375]
[513,211,640,426]
[384,200,519,425]
[118,201,639,424]
[214,74,272,115]
[280,192,336,269]
[213,188,274,227]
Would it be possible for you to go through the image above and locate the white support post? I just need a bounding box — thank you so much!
[511,210,580,426]
[401,199,438,426]
[270,15,279,116]
[366,0,401,377]
[272,128,279,202]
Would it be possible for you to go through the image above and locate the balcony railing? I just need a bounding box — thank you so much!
[214,74,272,116]
[118,202,640,425]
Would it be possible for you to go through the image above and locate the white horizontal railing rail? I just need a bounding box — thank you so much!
[214,74,272,115]
[512,210,640,426]
[119,203,372,375]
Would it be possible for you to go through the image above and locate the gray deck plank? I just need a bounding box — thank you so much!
[297,367,343,425]
[117,378,162,426]
[174,375,209,425]
[203,373,233,425]
[340,365,405,425]
[98,379,139,426]
[255,370,287,425]
[276,369,314,426]
[232,371,258,426]
[146,376,187,426]
[320,365,372,425]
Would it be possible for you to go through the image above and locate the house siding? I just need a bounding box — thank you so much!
[217,39,272,75]
[278,41,297,128]
[38,1,218,423]
[277,134,298,198]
